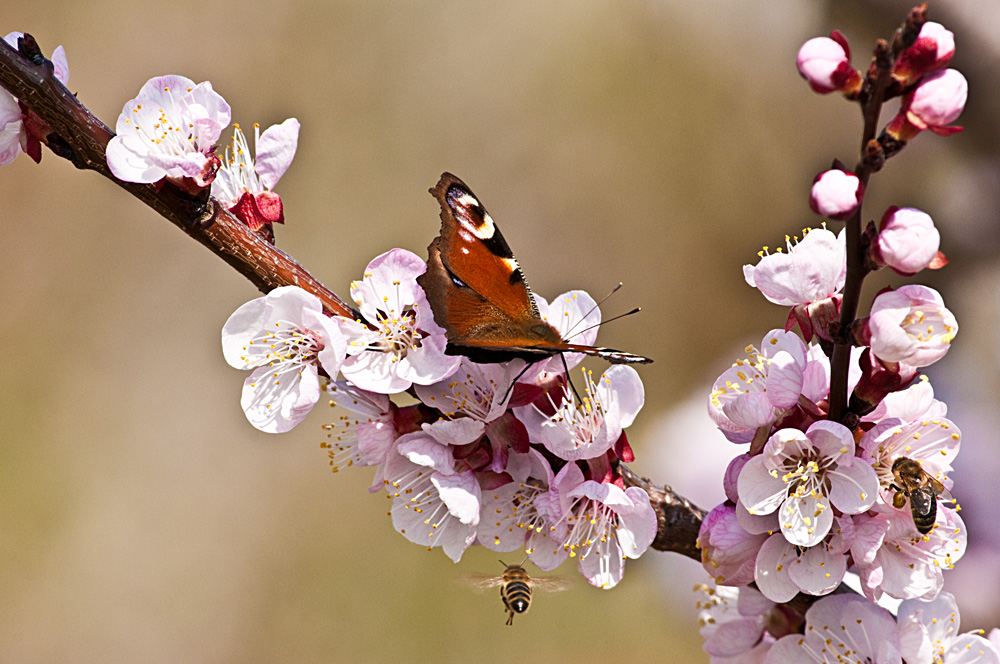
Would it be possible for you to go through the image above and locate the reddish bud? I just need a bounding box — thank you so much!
[892,21,955,87]
[796,33,863,96]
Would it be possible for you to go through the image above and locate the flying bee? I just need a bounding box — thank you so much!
[459,561,572,625]
[890,457,954,535]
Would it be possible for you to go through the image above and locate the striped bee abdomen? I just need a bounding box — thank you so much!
[501,580,532,614]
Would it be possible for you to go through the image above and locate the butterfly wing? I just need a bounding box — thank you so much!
[419,173,563,354]
[418,173,652,365]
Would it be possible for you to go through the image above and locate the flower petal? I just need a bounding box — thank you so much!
[255,118,300,190]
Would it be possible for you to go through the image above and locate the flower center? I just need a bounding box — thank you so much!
[242,321,321,371]
[372,304,422,359]
[778,448,834,499]
[554,496,617,563]
[219,122,263,194]
[900,306,956,344]
[545,369,608,449]
[492,483,546,549]
[129,94,204,155]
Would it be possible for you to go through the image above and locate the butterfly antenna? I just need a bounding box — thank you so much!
[563,283,623,339]
[565,307,642,341]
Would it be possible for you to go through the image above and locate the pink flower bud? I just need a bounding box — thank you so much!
[905,68,968,134]
[893,21,955,86]
[796,32,862,95]
[873,206,942,275]
[809,169,864,220]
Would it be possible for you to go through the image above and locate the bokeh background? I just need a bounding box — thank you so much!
[3,1,1000,661]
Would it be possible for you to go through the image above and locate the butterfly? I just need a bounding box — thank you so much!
[416,173,652,365]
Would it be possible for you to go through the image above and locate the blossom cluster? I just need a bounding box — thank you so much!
[0,52,658,589]
[101,72,298,238]
[697,583,999,664]
[695,13,987,662]
[219,250,656,588]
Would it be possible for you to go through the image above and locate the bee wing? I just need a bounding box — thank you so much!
[529,575,574,593]
[910,487,935,516]
[456,574,505,593]
[931,477,955,504]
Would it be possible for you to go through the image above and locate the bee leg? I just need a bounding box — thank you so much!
[506,610,514,626]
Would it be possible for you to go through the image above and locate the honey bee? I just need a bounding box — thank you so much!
[460,561,572,625]
[890,457,954,535]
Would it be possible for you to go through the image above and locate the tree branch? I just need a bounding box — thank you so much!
[0,36,357,320]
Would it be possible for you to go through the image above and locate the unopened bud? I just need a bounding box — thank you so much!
[872,206,944,276]
[893,22,955,87]
[796,32,862,96]
[884,68,967,145]
[905,68,967,135]
[809,169,864,221]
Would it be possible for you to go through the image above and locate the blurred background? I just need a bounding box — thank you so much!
[2,0,999,661]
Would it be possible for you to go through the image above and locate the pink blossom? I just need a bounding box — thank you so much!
[795,33,862,95]
[767,594,902,663]
[743,228,846,307]
[898,592,1000,664]
[893,22,956,87]
[415,357,530,471]
[212,118,299,238]
[723,454,751,503]
[738,421,878,547]
[516,364,643,461]
[477,449,553,552]
[754,516,853,603]
[221,286,347,433]
[867,285,957,368]
[415,357,522,423]
[990,630,1000,658]
[872,206,944,276]
[526,462,656,588]
[382,422,487,562]
[698,503,767,587]
[696,584,776,664]
[708,330,814,439]
[106,75,231,186]
[320,381,396,490]
[809,169,863,221]
[338,249,460,393]
[851,508,966,601]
